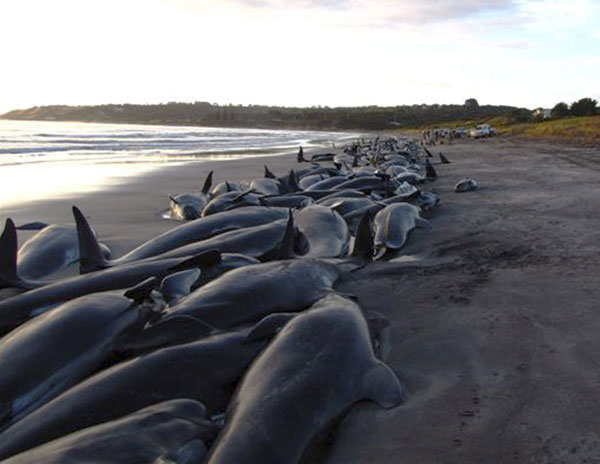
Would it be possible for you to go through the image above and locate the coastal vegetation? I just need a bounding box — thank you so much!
[405,97,600,145]
[0,101,516,131]
[2,97,598,144]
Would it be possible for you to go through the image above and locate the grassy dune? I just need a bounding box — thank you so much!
[501,115,600,144]
[407,115,600,145]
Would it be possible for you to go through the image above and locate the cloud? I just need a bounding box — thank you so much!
[487,39,534,49]
[382,0,517,25]
[228,0,519,24]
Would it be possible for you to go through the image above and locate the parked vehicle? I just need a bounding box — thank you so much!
[453,127,468,138]
[469,124,495,138]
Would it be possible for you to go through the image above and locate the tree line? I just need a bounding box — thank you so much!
[549,98,598,119]
[0,101,517,131]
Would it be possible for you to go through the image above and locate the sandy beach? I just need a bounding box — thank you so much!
[2,136,600,462]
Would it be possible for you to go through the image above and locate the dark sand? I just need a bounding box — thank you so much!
[329,138,600,463]
[2,138,600,462]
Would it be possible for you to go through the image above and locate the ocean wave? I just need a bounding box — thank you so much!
[0,120,354,165]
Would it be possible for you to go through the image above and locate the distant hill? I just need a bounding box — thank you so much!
[0,102,518,130]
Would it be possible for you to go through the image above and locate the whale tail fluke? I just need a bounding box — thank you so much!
[72,206,110,274]
[363,361,404,409]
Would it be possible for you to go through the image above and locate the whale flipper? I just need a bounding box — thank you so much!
[439,152,450,164]
[124,277,159,302]
[244,313,297,343]
[15,222,49,231]
[232,189,256,203]
[363,361,404,409]
[160,269,201,305]
[115,315,214,354]
[167,250,222,274]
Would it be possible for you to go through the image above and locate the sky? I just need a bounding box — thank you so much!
[0,0,599,113]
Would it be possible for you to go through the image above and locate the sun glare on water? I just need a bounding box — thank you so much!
[0,161,157,208]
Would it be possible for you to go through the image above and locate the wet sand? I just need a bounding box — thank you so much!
[1,152,304,256]
[2,137,600,462]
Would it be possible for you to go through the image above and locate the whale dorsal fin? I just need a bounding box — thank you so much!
[286,169,300,193]
[297,146,306,163]
[352,210,374,263]
[0,219,21,288]
[276,210,296,260]
[72,206,109,274]
[425,159,437,179]
[264,165,276,179]
[362,361,404,409]
[202,171,214,195]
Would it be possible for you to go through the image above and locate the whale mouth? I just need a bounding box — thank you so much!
[159,208,176,220]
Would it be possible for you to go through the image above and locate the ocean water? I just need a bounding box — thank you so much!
[0,120,355,207]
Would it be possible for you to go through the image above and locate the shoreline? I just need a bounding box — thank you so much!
[0,119,360,215]
[0,117,363,135]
